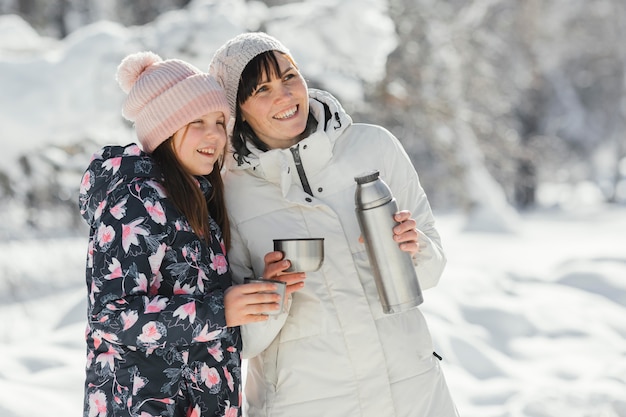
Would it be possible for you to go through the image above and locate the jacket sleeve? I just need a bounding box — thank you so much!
[228,220,290,359]
[379,128,447,290]
[87,183,228,352]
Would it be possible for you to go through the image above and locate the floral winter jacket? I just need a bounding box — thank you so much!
[78,144,241,417]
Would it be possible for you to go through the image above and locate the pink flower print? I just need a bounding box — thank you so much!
[193,324,222,342]
[86,350,95,368]
[121,217,149,253]
[87,390,107,417]
[125,144,141,156]
[224,401,238,417]
[201,365,221,389]
[95,345,122,371]
[121,310,139,330]
[89,279,99,304]
[98,330,120,346]
[105,258,123,280]
[196,268,207,292]
[132,374,147,395]
[149,272,163,296]
[132,272,148,293]
[173,281,195,295]
[207,341,224,362]
[97,223,115,248]
[87,240,94,268]
[80,171,92,194]
[110,196,128,220]
[92,329,104,349]
[144,296,168,313]
[148,244,167,275]
[145,200,166,225]
[223,365,234,392]
[102,156,122,174]
[146,179,167,198]
[94,199,107,220]
[137,321,164,345]
[187,404,201,417]
[173,301,197,324]
[210,251,228,275]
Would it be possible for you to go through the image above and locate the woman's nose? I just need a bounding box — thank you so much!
[274,84,291,101]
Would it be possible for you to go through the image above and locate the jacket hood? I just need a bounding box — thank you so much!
[78,144,161,226]
[228,88,352,172]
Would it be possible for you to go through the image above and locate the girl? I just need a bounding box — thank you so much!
[78,52,279,417]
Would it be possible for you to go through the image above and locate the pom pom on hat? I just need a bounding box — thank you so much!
[116,51,230,153]
[116,51,162,94]
[209,32,291,117]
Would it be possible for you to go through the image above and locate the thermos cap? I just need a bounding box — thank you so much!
[355,170,380,184]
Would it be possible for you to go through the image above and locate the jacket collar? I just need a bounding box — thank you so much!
[228,89,351,195]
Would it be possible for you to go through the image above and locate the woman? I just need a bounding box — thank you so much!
[78,51,281,417]
[208,32,459,417]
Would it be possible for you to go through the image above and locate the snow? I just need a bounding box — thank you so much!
[2,207,625,416]
[1,0,625,416]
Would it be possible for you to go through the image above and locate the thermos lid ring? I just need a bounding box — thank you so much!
[355,170,380,184]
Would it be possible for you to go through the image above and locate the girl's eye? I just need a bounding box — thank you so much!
[284,73,295,81]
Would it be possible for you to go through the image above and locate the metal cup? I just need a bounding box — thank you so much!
[243,278,287,315]
[273,238,324,272]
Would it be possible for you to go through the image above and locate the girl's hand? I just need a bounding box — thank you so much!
[263,251,306,296]
[393,210,420,256]
[224,282,281,326]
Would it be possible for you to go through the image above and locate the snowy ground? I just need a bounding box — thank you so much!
[1,204,625,417]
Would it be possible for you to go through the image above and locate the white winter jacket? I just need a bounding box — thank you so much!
[224,89,458,417]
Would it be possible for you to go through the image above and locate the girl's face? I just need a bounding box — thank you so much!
[239,52,309,149]
[172,111,227,176]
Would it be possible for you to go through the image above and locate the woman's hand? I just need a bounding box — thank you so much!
[393,210,420,256]
[263,251,306,296]
[224,282,282,327]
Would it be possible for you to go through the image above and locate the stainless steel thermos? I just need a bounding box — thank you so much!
[354,170,423,314]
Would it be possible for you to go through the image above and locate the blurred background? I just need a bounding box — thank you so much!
[1,0,624,238]
[0,1,625,416]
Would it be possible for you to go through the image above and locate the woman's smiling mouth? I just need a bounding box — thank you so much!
[274,106,298,120]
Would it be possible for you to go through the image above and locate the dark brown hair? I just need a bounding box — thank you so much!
[152,131,230,249]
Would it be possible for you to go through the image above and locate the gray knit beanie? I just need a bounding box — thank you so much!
[208,32,291,117]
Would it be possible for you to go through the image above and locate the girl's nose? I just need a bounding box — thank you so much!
[206,124,224,138]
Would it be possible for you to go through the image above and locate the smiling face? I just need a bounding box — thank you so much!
[239,52,309,149]
[171,111,227,176]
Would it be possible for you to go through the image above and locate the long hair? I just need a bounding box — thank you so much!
[151,131,230,249]
[231,51,298,165]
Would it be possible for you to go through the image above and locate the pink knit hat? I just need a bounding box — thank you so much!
[117,51,230,153]
[208,32,291,117]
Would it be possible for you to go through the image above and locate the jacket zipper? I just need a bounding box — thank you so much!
[290,144,313,196]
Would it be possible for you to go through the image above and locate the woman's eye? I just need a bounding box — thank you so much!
[284,73,295,81]
[254,85,268,94]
